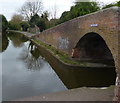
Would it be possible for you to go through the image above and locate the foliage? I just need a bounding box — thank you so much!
[102,1,120,9]
[32,39,90,66]
[19,1,59,30]
[28,1,101,30]
[29,14,40,28]
[58,11,71,23]
[1,34,9,52]
[47,19,59,29]
[1,15,8,32]
[9,0,120,32]
[36,18,46,32]
[39,11,49,30]
[41,11,49,21]
[59,1,100,24]
[116,1,120,7]
[8,21,21,30]
[20,21,30,31]
[29,12,49,32]
[11,14,23,23]
[8,14,24,30]
[7,31,28,47]
[74,2,100,16]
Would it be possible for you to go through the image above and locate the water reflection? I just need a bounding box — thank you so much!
[2,32,67,100]
[7,32,28,48]
[7,32,116,88]
[2,32,116,101]
[19,42,45,70]
[0,34,9,52]
[31,41,116,89]
[29,42,41,60]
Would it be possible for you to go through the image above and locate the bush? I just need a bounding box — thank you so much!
[0,15,8,32]
[20,21,30,31]
[8,21,21,30]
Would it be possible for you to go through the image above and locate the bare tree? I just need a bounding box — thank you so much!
[49,3,59,19]
[19,0,43,21]
[11,14,24,23]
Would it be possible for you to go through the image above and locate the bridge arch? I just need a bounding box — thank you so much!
[72,32,115,64]
[33,7,120,101]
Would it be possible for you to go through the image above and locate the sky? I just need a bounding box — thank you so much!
[0,0,118,21]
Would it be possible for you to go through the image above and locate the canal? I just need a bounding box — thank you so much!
[1,32,116,101]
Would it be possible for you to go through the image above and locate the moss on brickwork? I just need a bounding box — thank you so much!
[31,39,93,66]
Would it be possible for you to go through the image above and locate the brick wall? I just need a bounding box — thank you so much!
[33,7,120,101]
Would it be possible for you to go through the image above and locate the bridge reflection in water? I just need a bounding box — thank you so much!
[2,32,116,100]
[29,39,116,89]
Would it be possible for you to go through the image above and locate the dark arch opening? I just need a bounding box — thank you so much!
[72,32,115,65]
[71,32,116,86]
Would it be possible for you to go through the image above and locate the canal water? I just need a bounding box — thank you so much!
[1,32,116,101]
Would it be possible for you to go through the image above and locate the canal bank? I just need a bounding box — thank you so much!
[7,30,116,101]
[8,30,115,67]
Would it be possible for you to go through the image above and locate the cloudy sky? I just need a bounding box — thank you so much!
[0,0,118,21]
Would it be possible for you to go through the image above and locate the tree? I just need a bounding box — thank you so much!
[11,14,23,23]
[59,1,100,24]
[116,1,120,7]
[0,33,9,52]
[46,18,59,29]
[19,0,43,21]
[102,1,120,9]
[20,21,30,31]
[41,11,49,21]
[36,18,46,32]
[8,21,21,30]
[38,11,49,31]
[29,13,40,27]
[8,14,23,30]
[102,3,115,9]
[49,4,58,19]
[0,15,8,32]
[71,2,100,16]
[59,11,70,23]
[29,11,49,32]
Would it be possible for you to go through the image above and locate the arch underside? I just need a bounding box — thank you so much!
[72,32,115,65]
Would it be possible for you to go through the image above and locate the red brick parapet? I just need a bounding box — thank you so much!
[32,7,120,102]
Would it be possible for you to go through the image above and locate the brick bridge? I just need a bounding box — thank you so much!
[33,7,120,101]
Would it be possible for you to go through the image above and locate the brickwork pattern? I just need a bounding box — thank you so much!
[33,7,120,101]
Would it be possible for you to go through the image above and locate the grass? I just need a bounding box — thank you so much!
[31,39,90,66]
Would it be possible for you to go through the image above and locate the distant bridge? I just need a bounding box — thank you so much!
[33,7,120,101]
